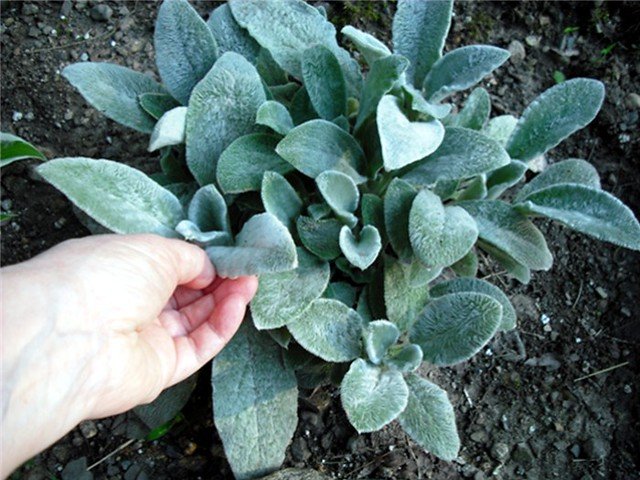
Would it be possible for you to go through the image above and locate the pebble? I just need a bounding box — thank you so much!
[5,18,15,27]
[512,442,534,464]
[470,430,488,443]
[490,442,510,463]
[583,437,609,459]
[508,40,526,63]
[90,4,113,21]
[28,26,41,38]
[625,93,640,109]
[22,3,39,15]
[12,111,23,122]
[79,420,98,439]
[60,0,73,16]
[80,52,89,61]
[525,35,541,48]
[595,286,608,299]
[570,443,581,458]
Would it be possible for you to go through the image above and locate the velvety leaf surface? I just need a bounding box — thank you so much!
[401,127,510,185]
[398,374,460,461]
[251,248,330,329]
[339,225,382,270]
[188,184,229,233]
[206,213,298,277]
[207,3,260,64]
[384,256,431,332]
[384,178,418,261]
[377,95,445,171]
[212,321,298,480]
[256,101,295,135]
[450,249,478,277]
[341,26,391,65]
[0,132,46,167]
[423,45,510,102]
[217,134,292,193]
[514,158,600,202]
[302,45,346,120]
[460,200,553,271]
[323,281,357,307]
[409,190,478,268]
[363,320,400,364]
[431,277,517,330]
[63,62,167,133]
[516,184,640,250]
[155,0,218,105]
[341,359,409,433]
[138,92,181,120]
[289,87,318,125]
[446,87,490,130]
[175,220,231,246]
[410,292,502,366]
[361,194,386,242]
[355,55,409,131]
[456,175,487,201]
[276,120,366,183]
[392,0,453,88]
[486,160,527,199]
[384,344,423,372]
[186,52,266,185]
[261,171,303,231]
[307,202,333,221]
[148,106,188,152]
[297,216,343,260]
[482,114,518,147]
[507,79,605,161]
[403,84,452,120]
[287,299,363,362]
[316,170,360,226]
[37,158,183,237]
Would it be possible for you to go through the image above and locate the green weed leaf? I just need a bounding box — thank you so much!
[0,132,46,167]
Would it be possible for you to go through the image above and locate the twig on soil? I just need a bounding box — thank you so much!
[343,451,393,478]
[520,330,546,340]
[87,438,135,471]
[404,435,422,479]
[463,388,474,407]
[573,361,630,382]
[571,280,584,310]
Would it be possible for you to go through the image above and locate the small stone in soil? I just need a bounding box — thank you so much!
[60,0,73,16]
[583,437,609,459]
[625,93,640,109]
[512,442,534,464]
[470,430,488,443]
[490,442,510,463]
[79,420,98,439]
[90,4,113,21]
[508,40,526,63]
[570,443,581,458]
[23,3,39,15]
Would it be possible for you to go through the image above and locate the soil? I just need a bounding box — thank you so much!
[1,1,639,480]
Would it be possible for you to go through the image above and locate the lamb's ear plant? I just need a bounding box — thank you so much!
[36,0,640,477]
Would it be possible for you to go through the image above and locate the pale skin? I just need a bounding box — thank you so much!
[0,234,258,478]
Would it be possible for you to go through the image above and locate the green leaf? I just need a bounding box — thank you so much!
[341,26,391,65]
[276,120,366,183]
[212,321,298,480]
[384,256,431,332]
[402,84,452,120]
[363,320,400,364]
[289,87,318,125]
[486,160,528,199]
[402,127,510,185]
[332,115,350,132]
[0,132,46,168]
[37,158,184,237]
[479,241,531,284]
[296,216,342,260]
[148,107,187,152]
[261,171,303,231]
[459,200,553,271]
[431,277,517,331]
[446,87,490,130]
[308,202,333,220]
[63,62,167,133]
[316,170,360,227]
[339,225,382,270]
[323,281,357,307]
[134,375,197,431]
[482,114,517,147]
[164,182,198,208]
[257,48,289,86]
[138,92,181,120]
[392,0,453,88]
[229,0,362,96]
[456,175,487,201]
[355,55,409,132]
[207,3,260,64]
[515,184,640,250]
[450,249,478,277]
[188,184,230,233]
[377,95,445,171]
[206,213,298,277]
[423,46,510,102]
[256,101,295,135]
[361,194,386,243]
[506,79,605,161]
[155,0,218,105]
[410,292,502,366]
[341,359,409,433]
[217,134,293,194]
[384,344,423,372]
[384,178,418,261]
[287,298,363,362]
[409,190,478,268]
[251,248,330,329]
[186,52,266,186]
[175,220,231,246]
[398,374,460,461]
[302,45,346,120]
[268,327,292,349]
[514,158,600,203]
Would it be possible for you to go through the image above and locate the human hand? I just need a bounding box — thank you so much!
[1,234,257,475]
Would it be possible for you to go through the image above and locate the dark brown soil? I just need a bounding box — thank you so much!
[1,1,639,480]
